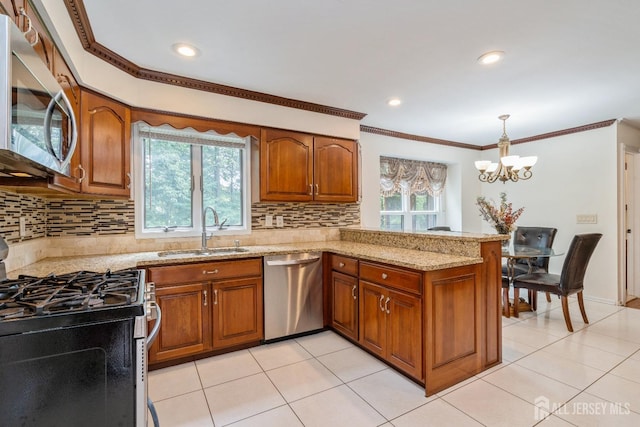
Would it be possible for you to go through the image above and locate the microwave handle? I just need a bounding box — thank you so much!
[44,90,78,171]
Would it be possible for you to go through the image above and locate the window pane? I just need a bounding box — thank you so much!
[144,138,193,228]
[202,145,243,226]
[410,193,435,211]
[381,214,403,231]
[412,214,437,231]
[380,193,402,211]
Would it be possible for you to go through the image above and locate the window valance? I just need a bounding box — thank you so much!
[380,156,447,197]
[137,124,246,149]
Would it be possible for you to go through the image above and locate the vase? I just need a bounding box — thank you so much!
[501,238,510,251]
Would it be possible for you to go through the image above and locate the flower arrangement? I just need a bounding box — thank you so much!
[476,192,524,234]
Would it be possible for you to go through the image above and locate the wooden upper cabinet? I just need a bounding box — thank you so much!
[313,137,358,202]
[22,1,53,71]
[80,90,131,197]
[260,128,313,201]
[260,129,358,203]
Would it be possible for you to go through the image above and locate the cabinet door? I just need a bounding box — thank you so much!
[149,283,211,363]
[80,91,131,197]
[260,129,313,201]
[313,137,358,202]
[331,271,358,340]
[359,281,386,357]
[212,277,263,349]
[386,290,423,380]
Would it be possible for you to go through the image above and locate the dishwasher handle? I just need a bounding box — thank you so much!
[266,256,321,267]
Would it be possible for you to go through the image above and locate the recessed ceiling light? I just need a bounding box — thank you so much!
[172,43,200,57]
[477,51,504,65]
[387,98,402,107]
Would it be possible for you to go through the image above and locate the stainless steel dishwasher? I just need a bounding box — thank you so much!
[263,252,323,341]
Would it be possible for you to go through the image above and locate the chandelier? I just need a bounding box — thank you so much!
[475,115,537,183]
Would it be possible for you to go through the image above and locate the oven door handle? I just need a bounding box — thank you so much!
[146,302,162,347]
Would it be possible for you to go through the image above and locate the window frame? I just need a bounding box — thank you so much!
[132,124,252,239]
[380,184,444,232]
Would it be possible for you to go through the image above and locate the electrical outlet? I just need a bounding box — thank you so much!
[265,215,273,227]
[19,217,26,237]
[276,215,284,227]
[576,214,597,224]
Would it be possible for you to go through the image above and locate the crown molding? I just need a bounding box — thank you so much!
[62,0,367,121]
[359,125,481,150]
[479,119,617,150]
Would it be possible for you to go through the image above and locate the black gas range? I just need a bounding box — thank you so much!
[0,268,159,427]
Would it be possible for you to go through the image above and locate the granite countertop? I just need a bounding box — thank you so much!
[7,240,483,278]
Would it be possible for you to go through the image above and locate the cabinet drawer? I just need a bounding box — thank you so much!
[148,258,262,285]
[359,262,422,294]
[331,254,359,276]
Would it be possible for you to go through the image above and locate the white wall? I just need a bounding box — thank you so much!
[479,124,618,303]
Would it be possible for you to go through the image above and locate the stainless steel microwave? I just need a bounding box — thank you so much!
[0,14,77,178]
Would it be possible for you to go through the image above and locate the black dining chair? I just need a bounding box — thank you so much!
[501,227,557,315]
[512,233,602,332]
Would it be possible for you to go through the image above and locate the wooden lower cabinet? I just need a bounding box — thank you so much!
[147,259,263,365]
[212,277,263,348]
[359,280,422,380]
[424,263,483,395]
[150,282,210,363]
[330,270,359,341]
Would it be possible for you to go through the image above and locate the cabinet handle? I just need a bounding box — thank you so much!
[203,269,219,275]
[339,262,345,268]
[308,184,313,196]
[385,297,390,314]
[315,184,319,195]
[77,164,86,183]
[126,172,132,189]
[19,8,39,47]
[379,294,385,312]
[381,273,388,280]
[213,289,218,305]
[56,74,79,102]
[351,285,357,300]
[203,290,208,306]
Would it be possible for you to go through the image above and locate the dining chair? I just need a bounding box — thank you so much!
[428,226,451,231]
[512,233,602,332]
[502,226,557,314]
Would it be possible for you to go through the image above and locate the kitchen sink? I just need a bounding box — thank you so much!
[157,247,249,257]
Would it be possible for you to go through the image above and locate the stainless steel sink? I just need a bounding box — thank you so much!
[157,247,249,257]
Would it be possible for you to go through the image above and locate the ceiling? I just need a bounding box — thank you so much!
[75,0,640,146]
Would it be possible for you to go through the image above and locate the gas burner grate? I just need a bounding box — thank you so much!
[0,269,141,320]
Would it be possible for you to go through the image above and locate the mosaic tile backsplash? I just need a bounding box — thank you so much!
[0,190,360,244]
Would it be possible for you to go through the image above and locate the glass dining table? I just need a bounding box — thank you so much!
[502,245,563,317]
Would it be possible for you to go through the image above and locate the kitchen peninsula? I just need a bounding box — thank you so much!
[7,229,503,396]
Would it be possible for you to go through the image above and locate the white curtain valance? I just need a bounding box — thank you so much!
[380,156,448,197]
[137,124,246,149]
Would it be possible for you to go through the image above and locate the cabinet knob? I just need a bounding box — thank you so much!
[203,269,219,275]
[381,273,388,280]
[339,262,345,268]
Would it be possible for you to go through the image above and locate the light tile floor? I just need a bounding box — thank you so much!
[149,297,640,426]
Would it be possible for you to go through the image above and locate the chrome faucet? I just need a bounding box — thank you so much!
[201,206,218,251]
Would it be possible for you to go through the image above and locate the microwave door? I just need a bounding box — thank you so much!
[44,90,77,172]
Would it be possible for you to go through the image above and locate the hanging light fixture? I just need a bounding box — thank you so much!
[475,114,537,183]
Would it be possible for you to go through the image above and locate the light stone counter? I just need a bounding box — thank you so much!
[7,240,483,278]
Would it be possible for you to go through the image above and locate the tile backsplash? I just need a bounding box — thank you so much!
[0,190,360,244]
